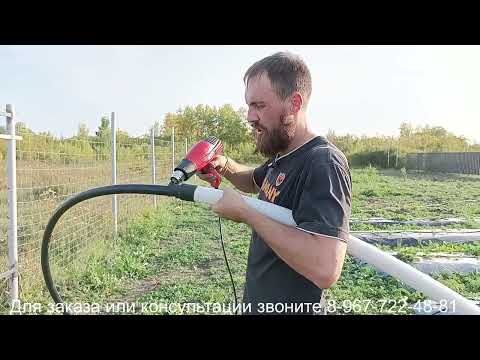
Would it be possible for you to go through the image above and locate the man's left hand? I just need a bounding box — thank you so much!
[211,187,250,223]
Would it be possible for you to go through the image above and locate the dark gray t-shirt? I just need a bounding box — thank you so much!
[242,136,352,314]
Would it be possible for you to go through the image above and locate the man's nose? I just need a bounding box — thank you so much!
[247,108,259,123]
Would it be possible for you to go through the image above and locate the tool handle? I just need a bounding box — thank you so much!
[201,163,222,189]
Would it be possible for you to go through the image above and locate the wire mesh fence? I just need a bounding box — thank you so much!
[0,114,187,313]
[12,132,116,308]
[0,136,9,313]
[116,136,153,235]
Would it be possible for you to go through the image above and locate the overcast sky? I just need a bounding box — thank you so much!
[1,45,479,143]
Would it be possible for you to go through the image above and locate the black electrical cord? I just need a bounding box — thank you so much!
[217,217,238,315]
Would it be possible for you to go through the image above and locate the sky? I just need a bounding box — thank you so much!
[1,45,479,143]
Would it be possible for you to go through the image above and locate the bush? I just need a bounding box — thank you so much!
[349,150,407,169]
[224,142,266,165]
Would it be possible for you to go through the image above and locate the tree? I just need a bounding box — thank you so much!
[158,104,251,146]
[160,111,189,140]
[15,122,35,135]
[116,129,130,146]
[77,123,89,139]
[91,116,112,156]
[216,104,251,145]
[399,123,413,138]
[95,116,110,139]
[151,120,162,137]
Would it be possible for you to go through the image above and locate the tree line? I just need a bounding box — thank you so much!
[327,123,480,168]
[1,104,478,168]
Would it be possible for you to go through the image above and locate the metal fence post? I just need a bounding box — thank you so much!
[111,112,118,238]
[171,127,175,172]
[387,145,390,168]
[395,143,399,168]
[6,104,18,305]
[185,138,196,182]
[151,128,157,208]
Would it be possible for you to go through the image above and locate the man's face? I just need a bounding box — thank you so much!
[245,73,296,158]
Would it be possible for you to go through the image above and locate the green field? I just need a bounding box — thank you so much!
[351,167,480,230]
[2,167,480,315]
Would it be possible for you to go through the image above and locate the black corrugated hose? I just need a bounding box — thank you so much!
[41,183,238,315]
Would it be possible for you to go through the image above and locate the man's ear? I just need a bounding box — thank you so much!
[291,92,303,113]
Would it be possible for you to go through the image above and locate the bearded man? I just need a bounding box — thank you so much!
[199,51,352,315]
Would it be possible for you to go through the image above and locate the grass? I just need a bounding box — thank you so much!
[379,242,480,258]
[327,256,480,314]
[1,167,480,315]
[0,154,180,314]
[351,167,480,230]
[1,197,250,314]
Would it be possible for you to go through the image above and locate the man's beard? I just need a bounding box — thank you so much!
[253,114,296,158]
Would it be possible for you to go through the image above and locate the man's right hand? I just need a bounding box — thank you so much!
[198,155,258,194]
[197,155,229,184]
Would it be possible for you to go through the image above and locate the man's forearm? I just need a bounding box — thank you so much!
[222,157,258,194]
[210,187,346,288]
[244,207,346,289]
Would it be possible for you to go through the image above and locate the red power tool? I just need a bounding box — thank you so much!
[170,136,224,188]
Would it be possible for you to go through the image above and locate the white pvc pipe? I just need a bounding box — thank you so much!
[6,104,19,304]
[194,187,295,225]
[194,186,480,315]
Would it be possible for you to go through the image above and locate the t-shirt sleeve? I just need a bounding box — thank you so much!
[252,159,270,190]
[292,160,352,242]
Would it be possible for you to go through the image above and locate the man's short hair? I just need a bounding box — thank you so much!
[244,51,312,107]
